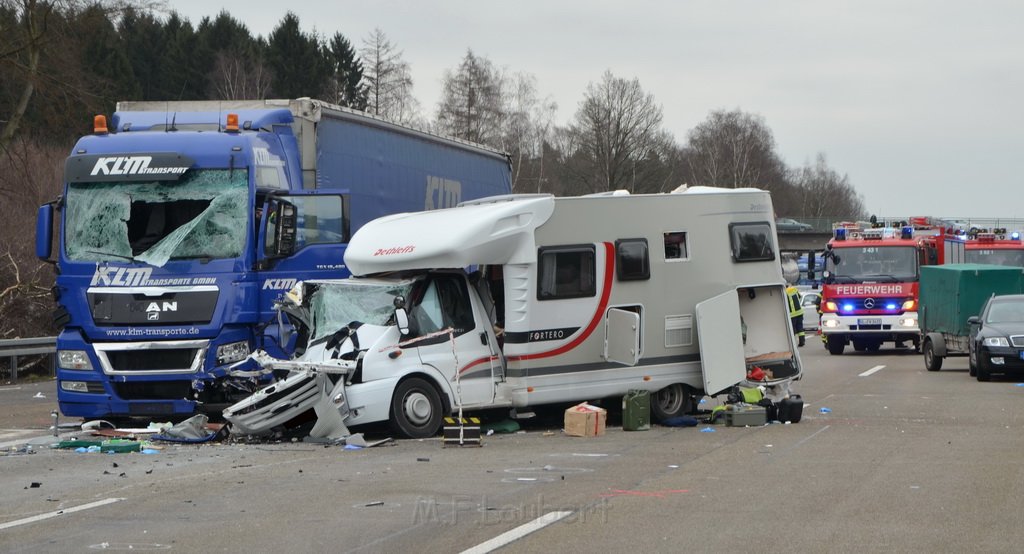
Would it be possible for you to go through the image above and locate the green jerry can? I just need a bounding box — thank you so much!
[622,389,651,431]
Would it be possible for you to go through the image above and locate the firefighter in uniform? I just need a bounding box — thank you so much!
[786,285,805,347]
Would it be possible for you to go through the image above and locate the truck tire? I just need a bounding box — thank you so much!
[390,377,443,439]
[651,383,695,421]
[923,340,943,371]
[826,336,845,355]
[852,341,866,352]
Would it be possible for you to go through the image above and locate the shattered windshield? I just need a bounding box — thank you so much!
[826,246,918,282]
[309,279,417,342]
[65,169,248,267]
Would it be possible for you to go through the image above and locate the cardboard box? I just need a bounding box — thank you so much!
[564,403,607,437]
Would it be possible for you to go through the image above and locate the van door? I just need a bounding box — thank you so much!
[604,308,641,366]
[409,274,499,407]
[696,291,747,395]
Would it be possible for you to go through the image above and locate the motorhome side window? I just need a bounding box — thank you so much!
[538,246,597,300]
[729,222,776,262]
[409,276,474,337]
[663,232,688,261]
[616,239,650,281]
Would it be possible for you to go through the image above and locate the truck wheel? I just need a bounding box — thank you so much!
[651,383,695,421]
[390,377,443,439]
[866,341,881,352]
[826,336,845,355]
[852,341,866,352]
[923,340,943,371]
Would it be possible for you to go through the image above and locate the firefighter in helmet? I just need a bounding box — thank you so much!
[786,285,806,347]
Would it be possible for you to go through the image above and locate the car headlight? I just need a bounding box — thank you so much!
[216,340,251,365]
[983,337,1010,347]
[58,350,93,370]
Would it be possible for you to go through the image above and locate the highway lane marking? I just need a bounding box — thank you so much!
[0,498,124,531]
[859,365,886,377]
[461,511,573,554]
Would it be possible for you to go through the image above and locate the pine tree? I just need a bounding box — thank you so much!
[327,32,367,110]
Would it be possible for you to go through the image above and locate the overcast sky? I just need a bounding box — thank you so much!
[171,0,1024,220]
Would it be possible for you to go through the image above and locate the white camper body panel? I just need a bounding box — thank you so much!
[232,189,802,437]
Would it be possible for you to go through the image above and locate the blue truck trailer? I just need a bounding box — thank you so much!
[35,98,512,420]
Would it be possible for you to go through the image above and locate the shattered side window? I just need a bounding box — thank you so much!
[65,169,248,267]
[309,280,416,342]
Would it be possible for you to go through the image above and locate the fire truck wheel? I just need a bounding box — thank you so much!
[923,340,943,371]
[651,383,695,421]
[852,341,866,352]
[866,341,881,352]
[390,377,443,439]
[826,336,845,355]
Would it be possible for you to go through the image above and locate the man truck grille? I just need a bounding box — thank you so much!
[93,340,208,375]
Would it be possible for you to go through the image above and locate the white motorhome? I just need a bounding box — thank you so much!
[224,189,803,438]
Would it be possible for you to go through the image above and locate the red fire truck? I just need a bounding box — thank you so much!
[962,229,1024,266]
[818,219,945,355]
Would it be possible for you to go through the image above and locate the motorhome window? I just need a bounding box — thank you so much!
[65,169,248,267]
[729,222,776,263]
[408,277,470,335]
[538,246,596,300]
[616,239,650,281]
[663,232,688,260]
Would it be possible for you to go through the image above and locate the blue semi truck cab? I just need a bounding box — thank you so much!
[36,98,512,420]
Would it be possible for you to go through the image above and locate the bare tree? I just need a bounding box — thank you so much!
[564,70,666,193]
[0,0,160,151]
[791,153,866,219]
[497,71,556,191]
[686,109,787,190]
[209,48,272,100]
[435,49,505,146]
[359,28,420,125]
[0,137,63,341]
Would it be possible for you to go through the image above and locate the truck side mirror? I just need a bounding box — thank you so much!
[274,202,298,257]
[393,295,410,336]
[36,204,54,261]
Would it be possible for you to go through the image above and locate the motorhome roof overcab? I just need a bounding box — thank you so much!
[225,189,803,438]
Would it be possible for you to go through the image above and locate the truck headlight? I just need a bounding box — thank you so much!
[60,381,89,392]
[216,341,251,365]
[58,350,93,370]
[898,317,917,327]
[983,337,1010,347]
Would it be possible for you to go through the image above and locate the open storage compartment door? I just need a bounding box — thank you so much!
[696,291,747,395]
[604,307,641,366]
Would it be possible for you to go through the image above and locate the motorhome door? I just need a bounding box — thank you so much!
[695,291,747,395]
[604,307,641,366]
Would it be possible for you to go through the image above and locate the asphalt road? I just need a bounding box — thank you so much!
[2,343,1023,553]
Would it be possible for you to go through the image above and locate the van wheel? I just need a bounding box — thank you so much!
[390,377,443,439]
[968,348,978,377]
[826,336,845,355]
[651,384,695,421]
[923,340,943,371]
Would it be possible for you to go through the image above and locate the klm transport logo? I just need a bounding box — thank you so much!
[263,279,297,290]
[90,156,190,177]
[90,267,216,287]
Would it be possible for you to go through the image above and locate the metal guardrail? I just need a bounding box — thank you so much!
[0,337,57,383]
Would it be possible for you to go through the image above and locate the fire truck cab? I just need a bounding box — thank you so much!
[818,220,938,355]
